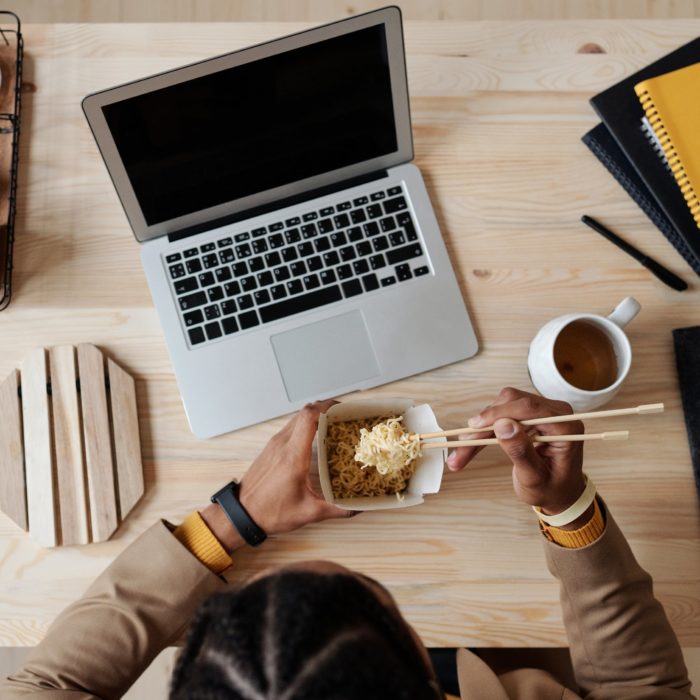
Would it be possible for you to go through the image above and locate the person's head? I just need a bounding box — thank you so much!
[170,561,443,699]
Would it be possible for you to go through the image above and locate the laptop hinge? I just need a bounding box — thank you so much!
[167,169,389,243]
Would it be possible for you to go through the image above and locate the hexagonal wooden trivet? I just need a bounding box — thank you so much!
[0,344,143,547]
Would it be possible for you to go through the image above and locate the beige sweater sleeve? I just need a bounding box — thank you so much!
[545,503,694,699]
[1,521,228,699]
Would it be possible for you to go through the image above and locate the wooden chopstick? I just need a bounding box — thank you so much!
[420,430,629,449]
[418,403,663,440]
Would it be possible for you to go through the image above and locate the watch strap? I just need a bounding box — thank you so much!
[211,481,267,547]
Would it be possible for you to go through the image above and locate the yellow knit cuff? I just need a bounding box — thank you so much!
[174,511,233,574]
[540,497,605,548]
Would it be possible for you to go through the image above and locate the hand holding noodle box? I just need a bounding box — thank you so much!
[316,398,447,510]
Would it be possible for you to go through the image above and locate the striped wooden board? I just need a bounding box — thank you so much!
[0,344,143,546]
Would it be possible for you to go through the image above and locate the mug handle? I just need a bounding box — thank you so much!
[607,296,641,328]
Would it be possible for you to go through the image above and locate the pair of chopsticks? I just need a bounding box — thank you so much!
[419,402,664,450]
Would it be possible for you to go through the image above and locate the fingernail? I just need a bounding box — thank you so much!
[447,451,458,468]
[494,419,516,439]
[468,415,485,427]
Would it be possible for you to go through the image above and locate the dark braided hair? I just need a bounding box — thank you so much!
[170,570,444,699]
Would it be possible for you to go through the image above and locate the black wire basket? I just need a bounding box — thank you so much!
[0,10,22,311]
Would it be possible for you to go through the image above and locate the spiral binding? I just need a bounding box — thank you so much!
[638,88,700,229]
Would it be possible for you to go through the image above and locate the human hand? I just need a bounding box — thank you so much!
[202,400,354,552]
[447,388,587,518]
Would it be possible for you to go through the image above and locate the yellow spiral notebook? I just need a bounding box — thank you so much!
[634,62,700,230]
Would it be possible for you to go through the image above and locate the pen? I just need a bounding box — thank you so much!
[581,215,688,292]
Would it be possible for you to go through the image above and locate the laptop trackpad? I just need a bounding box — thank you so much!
[271,311,381,402]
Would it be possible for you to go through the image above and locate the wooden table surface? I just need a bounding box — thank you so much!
[2,19,700,648]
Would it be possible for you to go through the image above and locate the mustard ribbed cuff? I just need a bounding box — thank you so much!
[174,511,233,574]
[540,497,605,548]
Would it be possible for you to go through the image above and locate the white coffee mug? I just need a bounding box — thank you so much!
[527,297,641,411]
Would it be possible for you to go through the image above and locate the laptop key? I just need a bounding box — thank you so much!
[239,310,260,330]
[396,264,412,282]
[301,224,317,239]
[265,251,282,267]
[320,269,336,285]
[255,289,271,305]
[221,300,237,315]
[207,286,224,302]
[334,213,350,229]
[286,279,303,295]
[219,248,235,264]
[362,273,380,292]
[353,196,369,206]
[414,266,430,276]
[269,233,285,249]
[222,317,239,334]
[387,186,402,196]
[248,257,264,273]
[339,246,356,262]
[367,204,383,219]
[383,196,407,214]
[232,262,248,277]
[314,237,331,252]
[336,264,352,280]
[380,216,396,232]
[403,220,418,241]
[307,255,323,272]
[397,212,411,227]
[241,276,257,292]
[188,327,206,345]
[381,276,397,287]
[235,232,250,243]
[252,227,267,238]
[370,254,386,270]
[363,221,380,237]
[347,226,363,242]
[337,201,351,211]
[169,263,186,279]
[318,218,334,234]
[270,284,287,300]
[269,222,284,232]
[174,277,198,295]
[198,272,216,287]
[252,239,268,254]
[215,267,232,282]
[184,309,204,326]
[183,247,199,258]
[297,242,314,257]
[290,261,307,277]
[386,243,423,265]
[200,242,216,253]
[166,252,182,263]
[203,254,219,269]
[282,247,298,262]
[323,251,340,267]
[237,294,254,310]
[342,279,363,298]
[257,271,274,287]
[235,243,252,258]
[204,304,221,320]
[260,285,343,323]
[331,231,347,247]
[224,281,240,297]
[389,231,406,247]
[186,259,202,274]
[350,209,367,224]
[205,321,222,340]
[304,274,320,290]
[302,211,318,222]
[372,236,389,252]
[370,191,385,201]
[320,206,334,216]
[353,259,369,276]
[356,241,372,257]
[285,229,301,245]
[274,266,291,282]
[285,216,301,226]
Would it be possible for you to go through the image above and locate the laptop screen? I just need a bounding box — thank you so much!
[102,24,397,227]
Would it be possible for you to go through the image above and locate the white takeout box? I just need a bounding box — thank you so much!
[316,398,447,510]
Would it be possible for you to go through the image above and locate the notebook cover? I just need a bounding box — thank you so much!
[635,62,700,229]
[673,326,700,509]
[582,123,700,276]
[590,38,700,263]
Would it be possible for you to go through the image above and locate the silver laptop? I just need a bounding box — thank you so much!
[82,7,478,438]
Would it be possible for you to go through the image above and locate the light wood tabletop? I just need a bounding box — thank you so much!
[2,19,700,649]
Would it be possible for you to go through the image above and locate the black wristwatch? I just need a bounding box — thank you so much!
[211,481,267,547]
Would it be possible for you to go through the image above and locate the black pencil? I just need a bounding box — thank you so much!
[581,215,688,292]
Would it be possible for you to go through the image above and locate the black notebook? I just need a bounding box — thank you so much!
[590,37,700,265]
[582,123,700,276]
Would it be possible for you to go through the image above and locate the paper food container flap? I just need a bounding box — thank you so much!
[317,398,446,511]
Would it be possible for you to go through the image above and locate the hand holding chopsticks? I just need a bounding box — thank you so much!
[419,402,663,449]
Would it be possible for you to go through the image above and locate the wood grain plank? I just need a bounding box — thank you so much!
[107,358,143,519]
[49,346,89,545]
[0,370,27,531]
[76,344,117,542]
[21,349,56,547]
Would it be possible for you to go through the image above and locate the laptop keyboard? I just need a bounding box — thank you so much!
[163,184,431,348]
